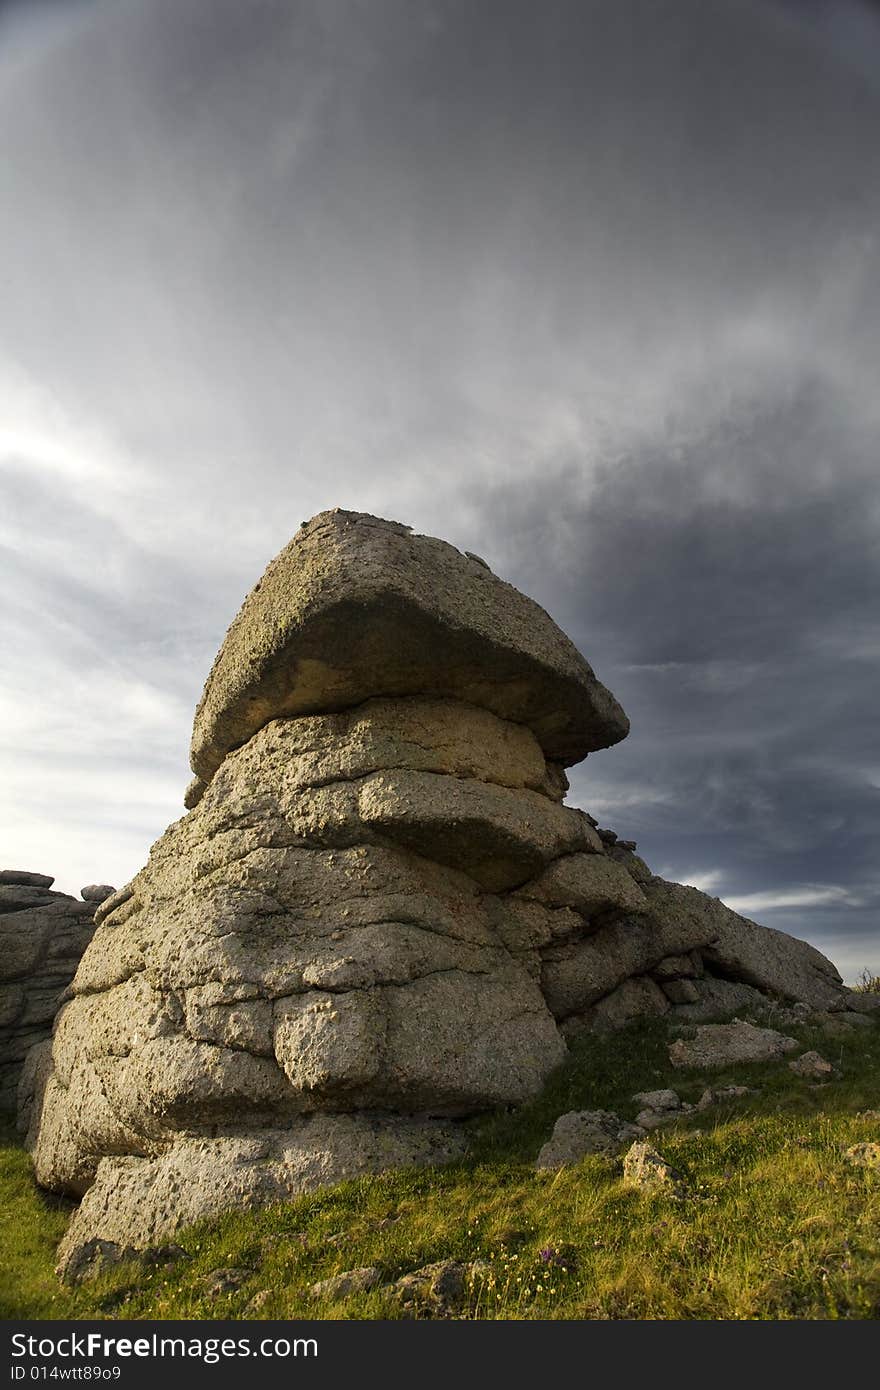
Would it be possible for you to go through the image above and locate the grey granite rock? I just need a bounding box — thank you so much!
[189,509,629,796]
[0,873,96,1115]
[25,512,851,1277]
[669,1020,799,1069]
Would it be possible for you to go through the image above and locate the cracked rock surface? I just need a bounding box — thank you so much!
[26,511,850,1277]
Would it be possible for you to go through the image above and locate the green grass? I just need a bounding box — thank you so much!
[2,1015,879,1320]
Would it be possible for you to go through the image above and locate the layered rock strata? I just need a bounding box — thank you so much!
[0,872,111,1117]
[26,511,852,1278]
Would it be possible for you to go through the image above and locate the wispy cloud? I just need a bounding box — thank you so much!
[723,885,867,915]
[659,869,728,896]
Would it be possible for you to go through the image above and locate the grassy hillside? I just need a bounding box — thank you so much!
[2,1013,879,1321]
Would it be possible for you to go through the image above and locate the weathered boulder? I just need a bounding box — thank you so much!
[188,509,629,798]
[650,952,703,982]
[788,1050,834,1080]
[622,1141,685,1193]
[53,1117,466,1282]
[632,1089,688,1130]
[632,1089,681,1112]
[386,1259,489,1316]
[536,1110,645,1168]
[80,885,116,904]
[668,1021,799,1070]
[0,870,55,888]
[661,979,701,1005]
[695,895,845,1012]
[311,1266,381,1300]
[516,852,646,915]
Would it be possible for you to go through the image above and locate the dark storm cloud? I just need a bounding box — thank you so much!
[469,372,880,973]
[0,0,878,973]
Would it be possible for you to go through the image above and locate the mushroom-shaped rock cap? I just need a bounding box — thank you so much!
[189,510,629,797]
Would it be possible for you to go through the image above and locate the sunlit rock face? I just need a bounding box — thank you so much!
[27,511,847,1281]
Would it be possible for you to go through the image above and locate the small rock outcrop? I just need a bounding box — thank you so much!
[386,1259,489,1316]
[622,1141,685,1193]
[632,1089,689,1130]
[24,510,854,1276]
[844,1142,880,1170]
[0,872,113,1116]
[535,1109,645,1168]
[310,1267,381,1300]
[668,1021,799,1070]
[788,1050,834,1080]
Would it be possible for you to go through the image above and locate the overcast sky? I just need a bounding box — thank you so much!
[1,0,878,981]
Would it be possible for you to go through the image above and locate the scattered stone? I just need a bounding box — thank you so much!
[203,1268,251,1296]
[668,1020,799,1069]
[536,1110,645,1168]
[310,1266,381,1299]
[696,1085,754,1111]
[788,1051,834,1080]
[388,1259,489,1316]
[843,1143,880,1170]
[245,1289,273,1314]
[632,1089,681,1112]
[80,884,117,904]
[141,1243,190,1267]
[622,1141,685,1193]
[636,1109,676,1131]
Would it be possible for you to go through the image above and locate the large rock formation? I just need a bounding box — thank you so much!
[25,510,852,1279]
[0,872,110,1117]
